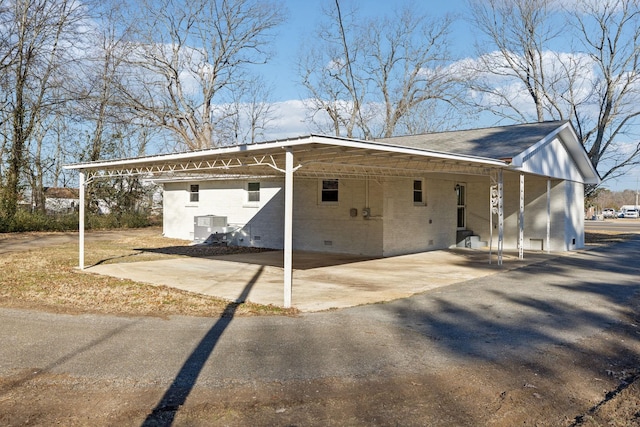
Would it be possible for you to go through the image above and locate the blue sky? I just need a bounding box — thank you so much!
[254,0,639,191]
[264,0,471,101]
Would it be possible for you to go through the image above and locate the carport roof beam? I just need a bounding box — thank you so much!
[64,135,509,180]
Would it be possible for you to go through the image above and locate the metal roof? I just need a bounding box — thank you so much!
[64,134,508,182]
[64,121,599,184]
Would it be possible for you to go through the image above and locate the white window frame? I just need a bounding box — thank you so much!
[245,181,260,206]
[319,179,339,205]
[189,184,200,203]
[413,179,426,206]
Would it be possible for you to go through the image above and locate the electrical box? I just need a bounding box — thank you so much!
[362,207,371,218]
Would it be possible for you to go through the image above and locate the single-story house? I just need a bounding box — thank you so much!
[65,120,600,307]
[44,187,79,214]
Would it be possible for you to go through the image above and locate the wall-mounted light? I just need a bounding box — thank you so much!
[455,184,461,196]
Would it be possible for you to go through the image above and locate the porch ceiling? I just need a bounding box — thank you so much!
[65,135,508,181]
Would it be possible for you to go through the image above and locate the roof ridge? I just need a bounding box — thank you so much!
[377,120,568,141]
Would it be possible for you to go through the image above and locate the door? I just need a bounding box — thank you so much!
[456,183,466,230]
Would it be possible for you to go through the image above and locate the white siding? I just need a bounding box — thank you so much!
[564,180,585,250]
[449,173,577,252]
[515,136,585,182]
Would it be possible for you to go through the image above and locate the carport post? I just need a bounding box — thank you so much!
[283,147,294,308]
[546,179,551,253]
[518,174,524,260]
[79,170,85,270]
[498,170,504,266]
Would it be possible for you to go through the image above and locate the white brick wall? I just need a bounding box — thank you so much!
[291,178,383,256]
[163,179,284,245]
[162,172,585,256]
[382,177,457,256]
[164,177,384,256]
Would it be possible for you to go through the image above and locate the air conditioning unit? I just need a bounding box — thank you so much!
[193,215,227,243]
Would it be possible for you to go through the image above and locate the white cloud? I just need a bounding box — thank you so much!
[262,99,314,140]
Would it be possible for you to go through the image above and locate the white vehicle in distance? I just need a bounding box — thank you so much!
[623,208,639,218]
[618,205,640,218]
[603,208,616,218]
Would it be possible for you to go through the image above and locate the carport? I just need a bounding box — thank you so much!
[66,134,510,308]
[65,122,599,309]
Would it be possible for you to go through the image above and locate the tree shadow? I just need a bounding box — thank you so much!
[385,236,640,364]
[141,265,264,427]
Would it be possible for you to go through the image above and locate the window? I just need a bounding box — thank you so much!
[321,179,339,203]
[247,182,260,202]
[413,179,424,204]
[189,184,199,203]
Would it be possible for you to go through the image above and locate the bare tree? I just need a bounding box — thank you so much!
[466,0,640,189]
[569,0,640,183]
[365,6,462,137]
[119,0,285,150]
[299,1,370,138]
[0,0,90,221]
[299,1,460,139]
[467,0,560,123]
[228,76,279,144]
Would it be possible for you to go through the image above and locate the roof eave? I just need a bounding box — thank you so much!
[64,134,509,172]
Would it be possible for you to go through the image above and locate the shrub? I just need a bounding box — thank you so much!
[0,210,154,233]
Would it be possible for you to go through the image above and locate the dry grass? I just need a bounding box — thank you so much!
[0,228,297,318]
[584,231,639,245]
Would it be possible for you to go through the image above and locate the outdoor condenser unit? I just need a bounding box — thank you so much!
[193,215,227,243]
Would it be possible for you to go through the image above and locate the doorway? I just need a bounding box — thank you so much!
[456,183,466,229]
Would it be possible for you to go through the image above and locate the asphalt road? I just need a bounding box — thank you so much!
[1,233,640,420]
[585,218,640,232]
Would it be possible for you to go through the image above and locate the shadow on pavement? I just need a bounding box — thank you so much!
[386,236,640,364]
[141,266,264,427]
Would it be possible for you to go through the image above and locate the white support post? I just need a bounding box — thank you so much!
[546,179,551,254]
[518,174,524,260]
[489,173,498,264]
[79,171,86,270]
[489,179,493,264]
[283,147,294,308]
[498,170,504,266]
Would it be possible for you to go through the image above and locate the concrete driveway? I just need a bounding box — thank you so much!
[87,248,554,312]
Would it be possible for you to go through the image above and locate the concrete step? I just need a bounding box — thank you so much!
[456,235,488,249]
[469,235,488,249]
